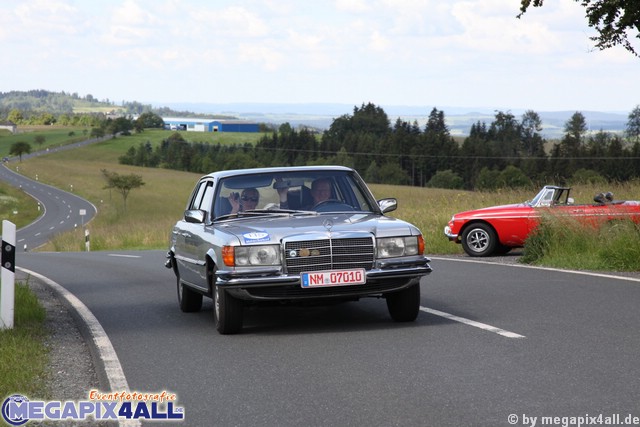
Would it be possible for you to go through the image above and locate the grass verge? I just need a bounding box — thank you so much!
[0,281,49,399]
[0,182,41,229]
[521,217,640,271]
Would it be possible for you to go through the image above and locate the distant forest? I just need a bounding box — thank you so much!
[3,91,640,190]
[0,89,233,124]
[120,103,640,190]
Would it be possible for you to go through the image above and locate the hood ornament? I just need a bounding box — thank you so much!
[323,218,334,232]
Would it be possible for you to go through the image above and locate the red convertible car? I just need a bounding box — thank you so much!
[444,185,640,257]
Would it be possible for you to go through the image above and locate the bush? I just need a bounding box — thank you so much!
[475,167,501,190]
[427,169,464,189]
[521,216,640,271]
[571,168,607,185]
[500,165,531,188]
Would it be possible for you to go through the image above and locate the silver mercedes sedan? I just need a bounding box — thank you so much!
[166,165,432,334]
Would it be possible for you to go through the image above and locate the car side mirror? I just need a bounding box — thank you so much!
[184,209,206,224]
[378,198,397,213]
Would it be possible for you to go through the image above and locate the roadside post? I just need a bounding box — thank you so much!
[1,220,16,329]
[85,229,90,252]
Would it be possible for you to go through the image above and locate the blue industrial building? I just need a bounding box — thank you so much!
[162,117,259,133]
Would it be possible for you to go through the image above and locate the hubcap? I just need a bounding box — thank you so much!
[467,229,489,252]
[214,287,220,320]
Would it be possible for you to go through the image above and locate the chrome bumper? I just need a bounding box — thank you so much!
[215,256,432,290]
[444,225,458,240]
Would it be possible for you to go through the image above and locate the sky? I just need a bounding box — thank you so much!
[1,0,639,114]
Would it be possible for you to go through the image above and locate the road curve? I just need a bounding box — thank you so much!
[0,163,97,250]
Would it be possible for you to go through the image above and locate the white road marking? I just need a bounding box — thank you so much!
[107,254,141,258]
[16,267,139,427]
[420,306,526,339]
[429,256,640,283]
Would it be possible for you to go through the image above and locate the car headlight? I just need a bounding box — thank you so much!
[377,236,423,258]
[223,245,281,266]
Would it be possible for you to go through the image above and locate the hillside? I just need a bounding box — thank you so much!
[0,90,234,119]
[0,90,119,114]
[1,90,633,138]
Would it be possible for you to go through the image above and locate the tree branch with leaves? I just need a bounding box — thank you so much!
[518,0,640,57]
[101,169,145,212]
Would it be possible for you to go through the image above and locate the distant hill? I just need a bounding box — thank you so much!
[0,89,118,114]
[0,91,630,139]
[0,90,233,119]
[161,102,630,139]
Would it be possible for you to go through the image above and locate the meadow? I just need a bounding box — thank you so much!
[5,127,640,268]
[0,126,92,157]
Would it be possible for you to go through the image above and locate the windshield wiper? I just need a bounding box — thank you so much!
[213,209,314,221]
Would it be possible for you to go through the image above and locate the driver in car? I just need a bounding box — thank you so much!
[278,178,332,210]
[228,188,260,213]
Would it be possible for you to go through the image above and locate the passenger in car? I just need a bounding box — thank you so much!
[278,178,332,210]
[228,188,260,213]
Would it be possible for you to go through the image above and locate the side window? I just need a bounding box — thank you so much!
[189,181,208,210]
[541,190,554,206]
[200,182,215,213]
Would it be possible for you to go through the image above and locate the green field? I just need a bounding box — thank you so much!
[0,126,93,157]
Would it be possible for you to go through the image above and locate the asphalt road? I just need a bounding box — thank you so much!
[15,250,640,427]
[0,163,96,250]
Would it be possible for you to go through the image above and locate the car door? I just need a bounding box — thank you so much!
[175,179,215,288]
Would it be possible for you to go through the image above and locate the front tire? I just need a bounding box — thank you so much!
[177,275,203,312]
[386,283,420,322]
[214,285,244,334]
[461,223,497,257]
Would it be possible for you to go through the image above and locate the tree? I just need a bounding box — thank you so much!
[426,169,464,189]
[34,135,46,147]
[517,0,640,57]
[135,112,164,130]
[626,105,640,143]
[520,110,547,180]
[106,117,134,137]
[101,169,145,211]
[90,127,105,139]
[10,141,31,161]
[7,109,23,124]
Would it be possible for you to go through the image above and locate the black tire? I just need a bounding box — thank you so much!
[177,274,203,312]
[386,283,420,322]
[494,244,512,255]
[461,223,497,257]
[214,285,244,334]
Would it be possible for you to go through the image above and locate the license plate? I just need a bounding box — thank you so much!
[301,269,366,288]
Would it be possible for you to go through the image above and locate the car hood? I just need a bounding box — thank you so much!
[453,203,527,218]
[216,212,417,244]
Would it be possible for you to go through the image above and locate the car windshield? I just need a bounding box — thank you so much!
[212,170,377,219]
[528,187,558,207]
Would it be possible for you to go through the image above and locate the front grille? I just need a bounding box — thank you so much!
[285,237,374,274]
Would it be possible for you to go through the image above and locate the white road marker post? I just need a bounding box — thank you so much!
[85,229,90,252]
[1,220,16,329]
